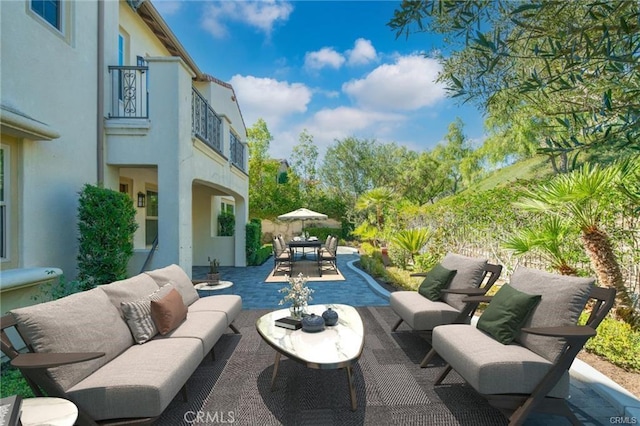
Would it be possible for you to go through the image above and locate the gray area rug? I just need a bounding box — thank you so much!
[156,307,511,425]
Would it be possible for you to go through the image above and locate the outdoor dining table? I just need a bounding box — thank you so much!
[287,239,322,261]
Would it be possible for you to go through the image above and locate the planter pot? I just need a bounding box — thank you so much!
[206,273,220,284]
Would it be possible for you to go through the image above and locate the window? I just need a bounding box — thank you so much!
[221,201,235,215]
[0,145,9,260]
[31,0,61,30]
[145,189,158,247]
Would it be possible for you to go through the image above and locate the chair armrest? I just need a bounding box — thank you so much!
[462,295,493,303]
[11,352,105,369]
[410,273,428,277]
[441,288,486,296]
[520,326,596,340]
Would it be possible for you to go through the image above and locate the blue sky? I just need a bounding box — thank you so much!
[154,0,486,160]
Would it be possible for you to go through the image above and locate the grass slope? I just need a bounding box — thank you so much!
[466,155,552,193]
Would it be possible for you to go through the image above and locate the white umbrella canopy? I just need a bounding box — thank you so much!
[277,208,328,234]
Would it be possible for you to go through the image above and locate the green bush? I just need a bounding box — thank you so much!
[218,211,235,236]
[580,313,640,372]
[304,227,340,242]
[245,219,262,265]
[253,244,273,266]
[0,365,34,398]
[77,184,138,290]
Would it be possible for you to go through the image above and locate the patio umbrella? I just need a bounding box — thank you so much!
[277,208,328,234]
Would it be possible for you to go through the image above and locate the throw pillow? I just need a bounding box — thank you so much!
[418,263,458,301]
[477,284,542,345]
[151,288,188,335]
[121,283,174,344]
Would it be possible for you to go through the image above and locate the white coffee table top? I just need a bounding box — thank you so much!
[21,397,78,426]
[256,304,364,369]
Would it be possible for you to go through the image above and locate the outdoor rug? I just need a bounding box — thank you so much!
[265,260,345,283]
[156,306,510,425]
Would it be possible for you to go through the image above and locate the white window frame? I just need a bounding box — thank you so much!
[1,144,10,261]
[27,0,73,44]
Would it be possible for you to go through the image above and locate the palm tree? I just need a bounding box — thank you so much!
[503,216,578,276]
[355,187,395,231]
[514,160,639,325]
[391,228,433,267]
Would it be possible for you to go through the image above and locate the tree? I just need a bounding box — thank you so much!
[389,1,640,157]
[514,161,640,326]
[398,152,449,205]
[431,118,477,194]
[355,187,396,231]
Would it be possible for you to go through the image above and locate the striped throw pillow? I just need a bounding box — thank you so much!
[121,283,175,344]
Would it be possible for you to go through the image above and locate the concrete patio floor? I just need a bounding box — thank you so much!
[193,250,639,425]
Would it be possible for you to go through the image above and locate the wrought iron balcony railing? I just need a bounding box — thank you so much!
[108,66,149,119]
[230,131,245,172]
[192,88,222,154]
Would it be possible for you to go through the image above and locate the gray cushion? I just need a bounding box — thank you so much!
[477,284,541,345]
[11,288,134,390]
[189,294,242,326]
[66,338,203,420]
[145,264,199,306]
[390,291,461,330]
[440,253,488,311]
[99,274,162,318]
[510,266,594,363]
[433,324,569,398]
[418,263,457,301]
[155,311,228,357]
[120,284,175,344]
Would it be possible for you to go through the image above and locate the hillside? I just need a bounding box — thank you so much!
[465,155,553,193]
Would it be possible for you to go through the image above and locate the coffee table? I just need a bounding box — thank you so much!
[255,304,364,410]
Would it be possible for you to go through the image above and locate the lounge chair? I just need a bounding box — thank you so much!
[430,266,615,425]
[390,253,503,366]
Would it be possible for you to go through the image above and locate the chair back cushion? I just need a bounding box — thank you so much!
[510,266,594,362]
[145,264,199,306]
[11,288,134,391]
[440,253,488,311]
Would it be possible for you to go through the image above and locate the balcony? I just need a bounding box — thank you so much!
[192,87,223,155]
[108,66,149,119]
[230,131,245,173]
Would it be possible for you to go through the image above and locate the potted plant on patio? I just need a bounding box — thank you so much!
[207,257,220,284]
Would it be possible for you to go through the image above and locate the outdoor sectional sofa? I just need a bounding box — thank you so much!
[0,264,242,425]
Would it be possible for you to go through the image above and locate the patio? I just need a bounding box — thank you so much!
[169,250,630,425]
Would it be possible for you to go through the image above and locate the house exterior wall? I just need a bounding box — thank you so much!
[1,0,249,286]
[0,0,99,276]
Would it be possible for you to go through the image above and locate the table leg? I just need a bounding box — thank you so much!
[346,365,357,411]
[271,352,281,391]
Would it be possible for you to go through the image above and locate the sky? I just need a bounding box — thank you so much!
[153,0,487,160]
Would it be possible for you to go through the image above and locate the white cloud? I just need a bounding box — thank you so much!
[304,47,345,70]
[342,55,447,111]
[201,1,293,39]
[229,75,312,128]
[347,38,377,66]
[153,0,183,16]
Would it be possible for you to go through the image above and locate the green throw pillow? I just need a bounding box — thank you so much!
[477,284,542,345]
[418,263,457,301]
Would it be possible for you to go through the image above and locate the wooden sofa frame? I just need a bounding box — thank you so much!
[433,286,616,426]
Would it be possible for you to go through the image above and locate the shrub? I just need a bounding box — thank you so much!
[245,219,262,265]
[303,227,340,242]
[218,211,235,236]
[0,365,34,398]
[77,184,138,290]
[253,244,273,266]
[580,313,640,372]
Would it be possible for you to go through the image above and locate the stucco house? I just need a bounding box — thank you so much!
[0,0,249,305]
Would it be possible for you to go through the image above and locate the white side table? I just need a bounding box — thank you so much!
[21,397,78,426]
[194,280,233,292]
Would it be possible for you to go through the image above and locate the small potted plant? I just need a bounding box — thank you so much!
[207,257,220,284]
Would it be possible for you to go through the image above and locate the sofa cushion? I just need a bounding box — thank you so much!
[510,266,594,363]
[155,311,228,357]
[10,288,134,391]
[66,338,203,420]
[389,291,461,330]
[433,324,569,398]
[99,274,162,318]
[145,264,199,306]
[151,288,188,335]
[418,263,457,301]
[440,253,488,311]
[477,284,541,344]
[189,295,243,326]
[121,284,175,344]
